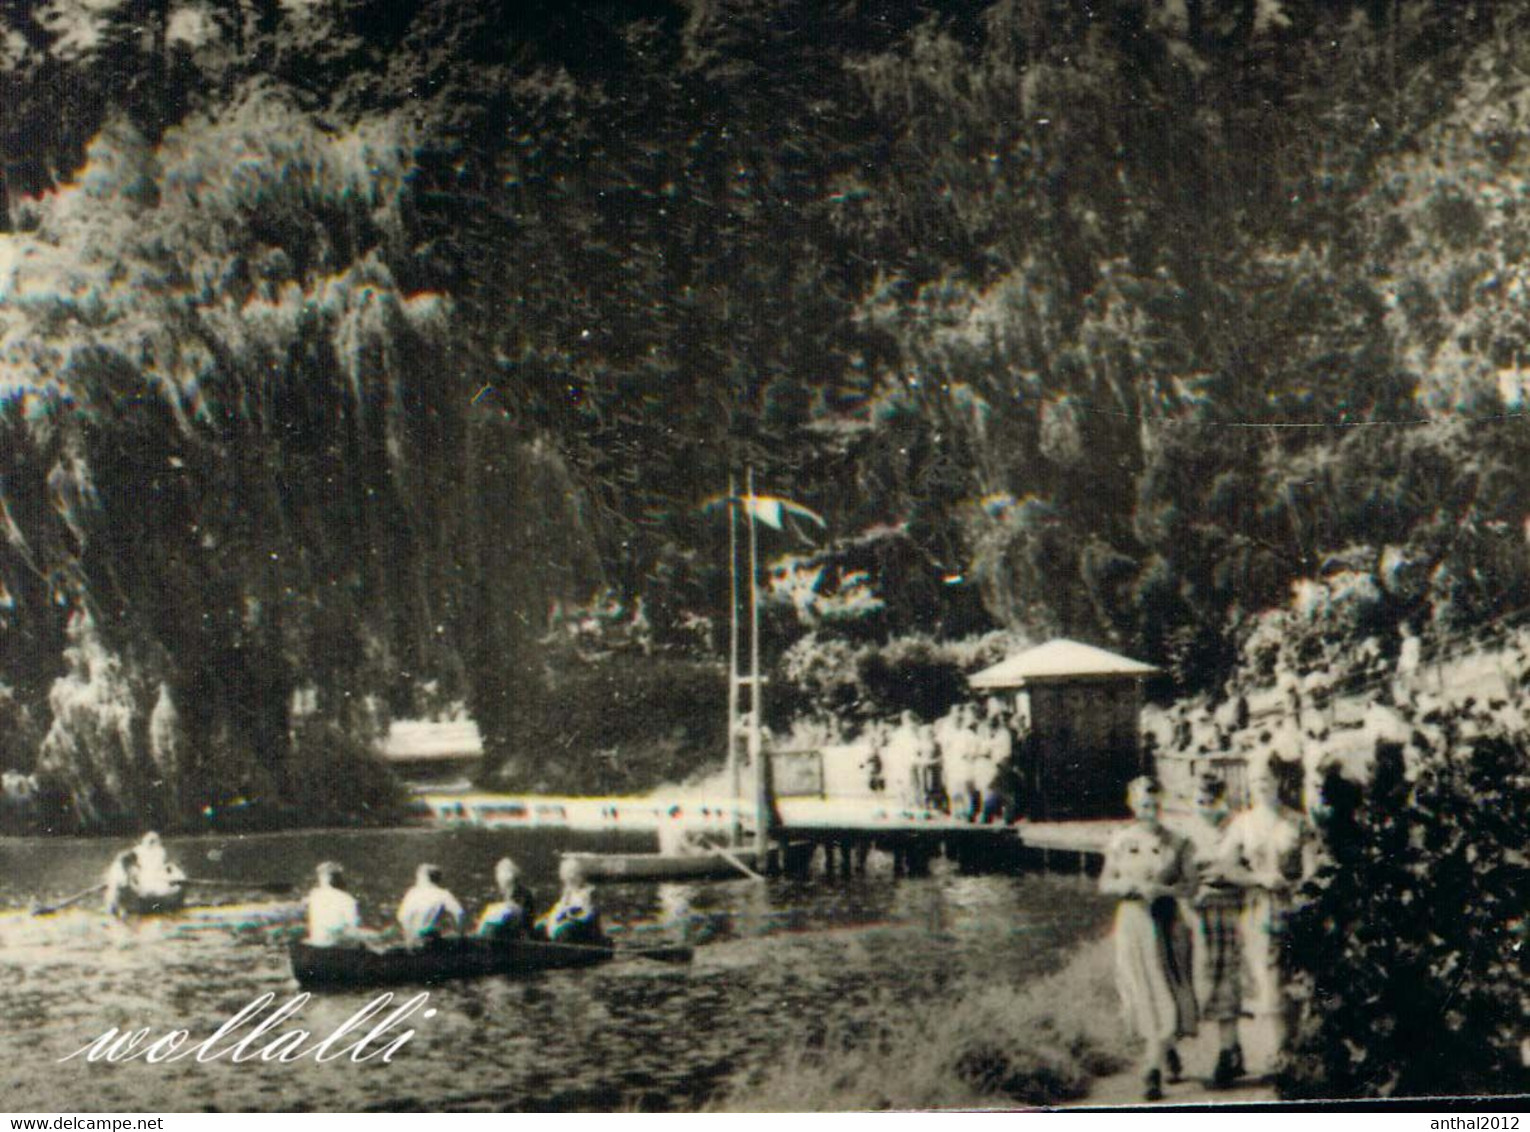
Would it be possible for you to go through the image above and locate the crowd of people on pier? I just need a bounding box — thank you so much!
[1101,763,1308,1101]
[843,698,1024,819]
[304,855,604,950]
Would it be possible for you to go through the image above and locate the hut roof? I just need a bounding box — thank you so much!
[969,638,1158,689]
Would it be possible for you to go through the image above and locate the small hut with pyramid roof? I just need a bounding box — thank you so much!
[970,639,1158,821]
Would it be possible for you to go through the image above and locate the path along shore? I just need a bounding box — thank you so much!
[1081,1013,1281,1108]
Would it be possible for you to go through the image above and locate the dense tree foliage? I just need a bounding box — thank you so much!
[1282,734,1530,1098]
[4,0,1530,824]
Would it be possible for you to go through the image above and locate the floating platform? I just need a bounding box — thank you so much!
[562,847,764,882]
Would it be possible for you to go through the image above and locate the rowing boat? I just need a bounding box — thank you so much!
[560,847,764,882]
[290,937,618,989]
[289,936,679,990]
[114,887,188,916]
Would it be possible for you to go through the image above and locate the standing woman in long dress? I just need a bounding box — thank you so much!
[1188,774,1246,1087]
[1218,761,1305,1048]
[1100,776,1199,1101]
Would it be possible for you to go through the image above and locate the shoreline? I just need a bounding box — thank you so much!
[710,926,1282,1111]
[0,790,974,841]
[711,930,1133,1111]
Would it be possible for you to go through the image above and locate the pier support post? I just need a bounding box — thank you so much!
[952,838,973,875]
[907,844,931,877]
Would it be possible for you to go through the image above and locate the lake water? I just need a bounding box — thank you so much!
[0,828,1113,1111]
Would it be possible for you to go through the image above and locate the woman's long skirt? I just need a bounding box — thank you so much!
[1115,898,1199,1043]
[1195,894,1244,1022]
[1241,889,1289,1016]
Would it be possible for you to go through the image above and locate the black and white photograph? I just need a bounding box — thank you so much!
[0,0,1528,1115]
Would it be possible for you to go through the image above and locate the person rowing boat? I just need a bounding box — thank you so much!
[475,857,534,941]
[103,850,140,918]
[104,832,186,917]
[533,857,604,944]
[398,864,464,946]
[134,831,186,893]
[306,861,364,948]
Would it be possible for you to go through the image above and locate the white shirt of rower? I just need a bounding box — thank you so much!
[134,837,185,895]
[545,884,596,930]
[307,884,362,947]
[397,873,464,940]
[475,893,529,936]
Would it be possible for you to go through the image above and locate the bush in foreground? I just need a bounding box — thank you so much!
[1281,726,1530,1099]
[712,933,1127,1110]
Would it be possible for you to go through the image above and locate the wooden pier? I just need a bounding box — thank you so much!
[768,800,1122,878]
[412,791,1121,878]
[1010,819,1124,876]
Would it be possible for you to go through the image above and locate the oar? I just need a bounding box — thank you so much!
[185,878,296,895]
[615,943,694,964]
[718,846,766,882]
[606,942,693,964]
[532,938,694,965]
[31,884,106,916]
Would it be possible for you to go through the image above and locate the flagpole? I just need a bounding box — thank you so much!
[726,475,742,848]
[747,466,768,863]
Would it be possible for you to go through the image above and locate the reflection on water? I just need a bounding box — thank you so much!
[0,829,1112,1111]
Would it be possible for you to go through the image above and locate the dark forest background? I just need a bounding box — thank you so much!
[2,0,1529,830]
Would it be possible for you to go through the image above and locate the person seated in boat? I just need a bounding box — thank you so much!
[475,857,535,940]
[103,849,140,918]
[306,861,364,948]
[398,863,465,946]
[658,882,705,943]
[132,831,186,896]
[534,857,604,945]
[657,818,711,858]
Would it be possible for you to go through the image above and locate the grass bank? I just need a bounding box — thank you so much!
[711,931,1130,1111]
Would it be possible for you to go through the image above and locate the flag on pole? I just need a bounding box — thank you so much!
[700,491,827,531]
[742,494,826,531]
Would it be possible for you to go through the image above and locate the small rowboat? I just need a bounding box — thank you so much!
[289,937,691,990]
[561,847,763,882]
[114,886,188,916]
